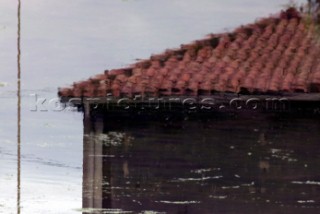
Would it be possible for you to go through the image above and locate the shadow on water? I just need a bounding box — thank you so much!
[81,114,320,214]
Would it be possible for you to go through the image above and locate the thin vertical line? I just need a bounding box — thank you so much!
[17,0,21,213]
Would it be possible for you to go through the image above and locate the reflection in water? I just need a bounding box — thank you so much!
[83,115,111,211]
[82,114,320,214]
[16,0,21,213]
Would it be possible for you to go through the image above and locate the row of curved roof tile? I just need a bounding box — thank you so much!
[59,9,320,99]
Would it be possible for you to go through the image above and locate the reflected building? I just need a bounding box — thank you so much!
[54,3,320,212]
[81,106,320,213]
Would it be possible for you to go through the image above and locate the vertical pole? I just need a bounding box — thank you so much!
[17,0,21,213]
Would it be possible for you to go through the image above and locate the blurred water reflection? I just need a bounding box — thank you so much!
[82,115,320,213]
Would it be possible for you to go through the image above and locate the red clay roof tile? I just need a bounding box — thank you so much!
[59,8,320,98]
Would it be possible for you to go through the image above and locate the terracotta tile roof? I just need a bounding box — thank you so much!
[58,8,320,99]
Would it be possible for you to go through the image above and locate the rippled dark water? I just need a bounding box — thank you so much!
[81,115,320,213]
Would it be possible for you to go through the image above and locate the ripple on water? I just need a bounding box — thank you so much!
[172,176,223,182]
[74,208,134,213]
[297,200,315,204]
[155,201,201,205]
[292,181,320,186]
